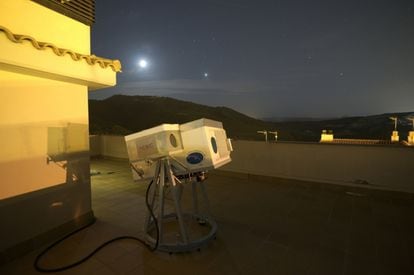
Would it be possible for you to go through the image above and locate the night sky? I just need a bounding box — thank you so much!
[90,0,414,119]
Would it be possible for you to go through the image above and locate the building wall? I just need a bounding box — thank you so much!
[90,136,414,193]
[0,0,90,54]
[0,72,93,261]
[0,0,95,263]
[0,72,90,199]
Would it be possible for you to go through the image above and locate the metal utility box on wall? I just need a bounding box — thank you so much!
[47,123,89,161]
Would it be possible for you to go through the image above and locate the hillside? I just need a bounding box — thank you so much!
[89,95,413,142]
[88,95,275,140]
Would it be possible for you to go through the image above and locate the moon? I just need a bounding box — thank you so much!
[204,72,208,77]
[138,59,148,68]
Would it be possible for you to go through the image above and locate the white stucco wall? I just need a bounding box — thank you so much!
[90,136,414,193]
[0,75,93,260]
[222,140,414,193]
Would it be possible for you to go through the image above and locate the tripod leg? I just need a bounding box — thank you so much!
[165,159,189,244]
[199,181,212,220]
[192,181,199,217]
[144,161,161,234]
[157,160,166,243]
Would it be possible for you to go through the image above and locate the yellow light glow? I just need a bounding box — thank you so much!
[391,131,399,143]
[407,131,414,145]
[320,130,334,142]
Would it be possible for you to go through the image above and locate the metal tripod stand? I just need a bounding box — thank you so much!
[143,157,217,252]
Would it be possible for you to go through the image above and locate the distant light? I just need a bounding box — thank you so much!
[204,72,208,77]
[138,59,148,68]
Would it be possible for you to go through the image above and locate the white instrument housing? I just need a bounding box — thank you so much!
[125,118,233,181]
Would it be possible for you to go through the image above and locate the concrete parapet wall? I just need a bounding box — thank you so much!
[223,140,414,193]
[90,135,128,159]
[90,136,414,193]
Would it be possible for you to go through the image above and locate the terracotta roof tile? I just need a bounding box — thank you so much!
[0,25,121,72]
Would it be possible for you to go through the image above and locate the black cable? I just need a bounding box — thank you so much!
[34,180,159,273]
[145,179,160,250]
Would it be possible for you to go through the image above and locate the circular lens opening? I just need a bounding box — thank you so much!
[186,152,204,164]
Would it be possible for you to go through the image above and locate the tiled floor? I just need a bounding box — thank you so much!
[1,158,414,274]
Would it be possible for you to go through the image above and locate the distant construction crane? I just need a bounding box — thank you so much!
[269,131,278,141]
[389,116,398,131]
[389,116,399,142]
[257,130,268,142]
[257,130,278,142]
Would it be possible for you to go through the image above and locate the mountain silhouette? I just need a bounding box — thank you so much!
[89,95,274,140]
[89,95,413,142]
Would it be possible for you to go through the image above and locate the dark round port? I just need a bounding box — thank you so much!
[211,137,218,153]
[170,134,177,147]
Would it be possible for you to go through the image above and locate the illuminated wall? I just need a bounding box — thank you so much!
[0,0,119,262]
[0,71,89,200]
[0,0,90,54]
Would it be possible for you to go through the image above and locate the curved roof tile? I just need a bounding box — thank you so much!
[0,25,121,72]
